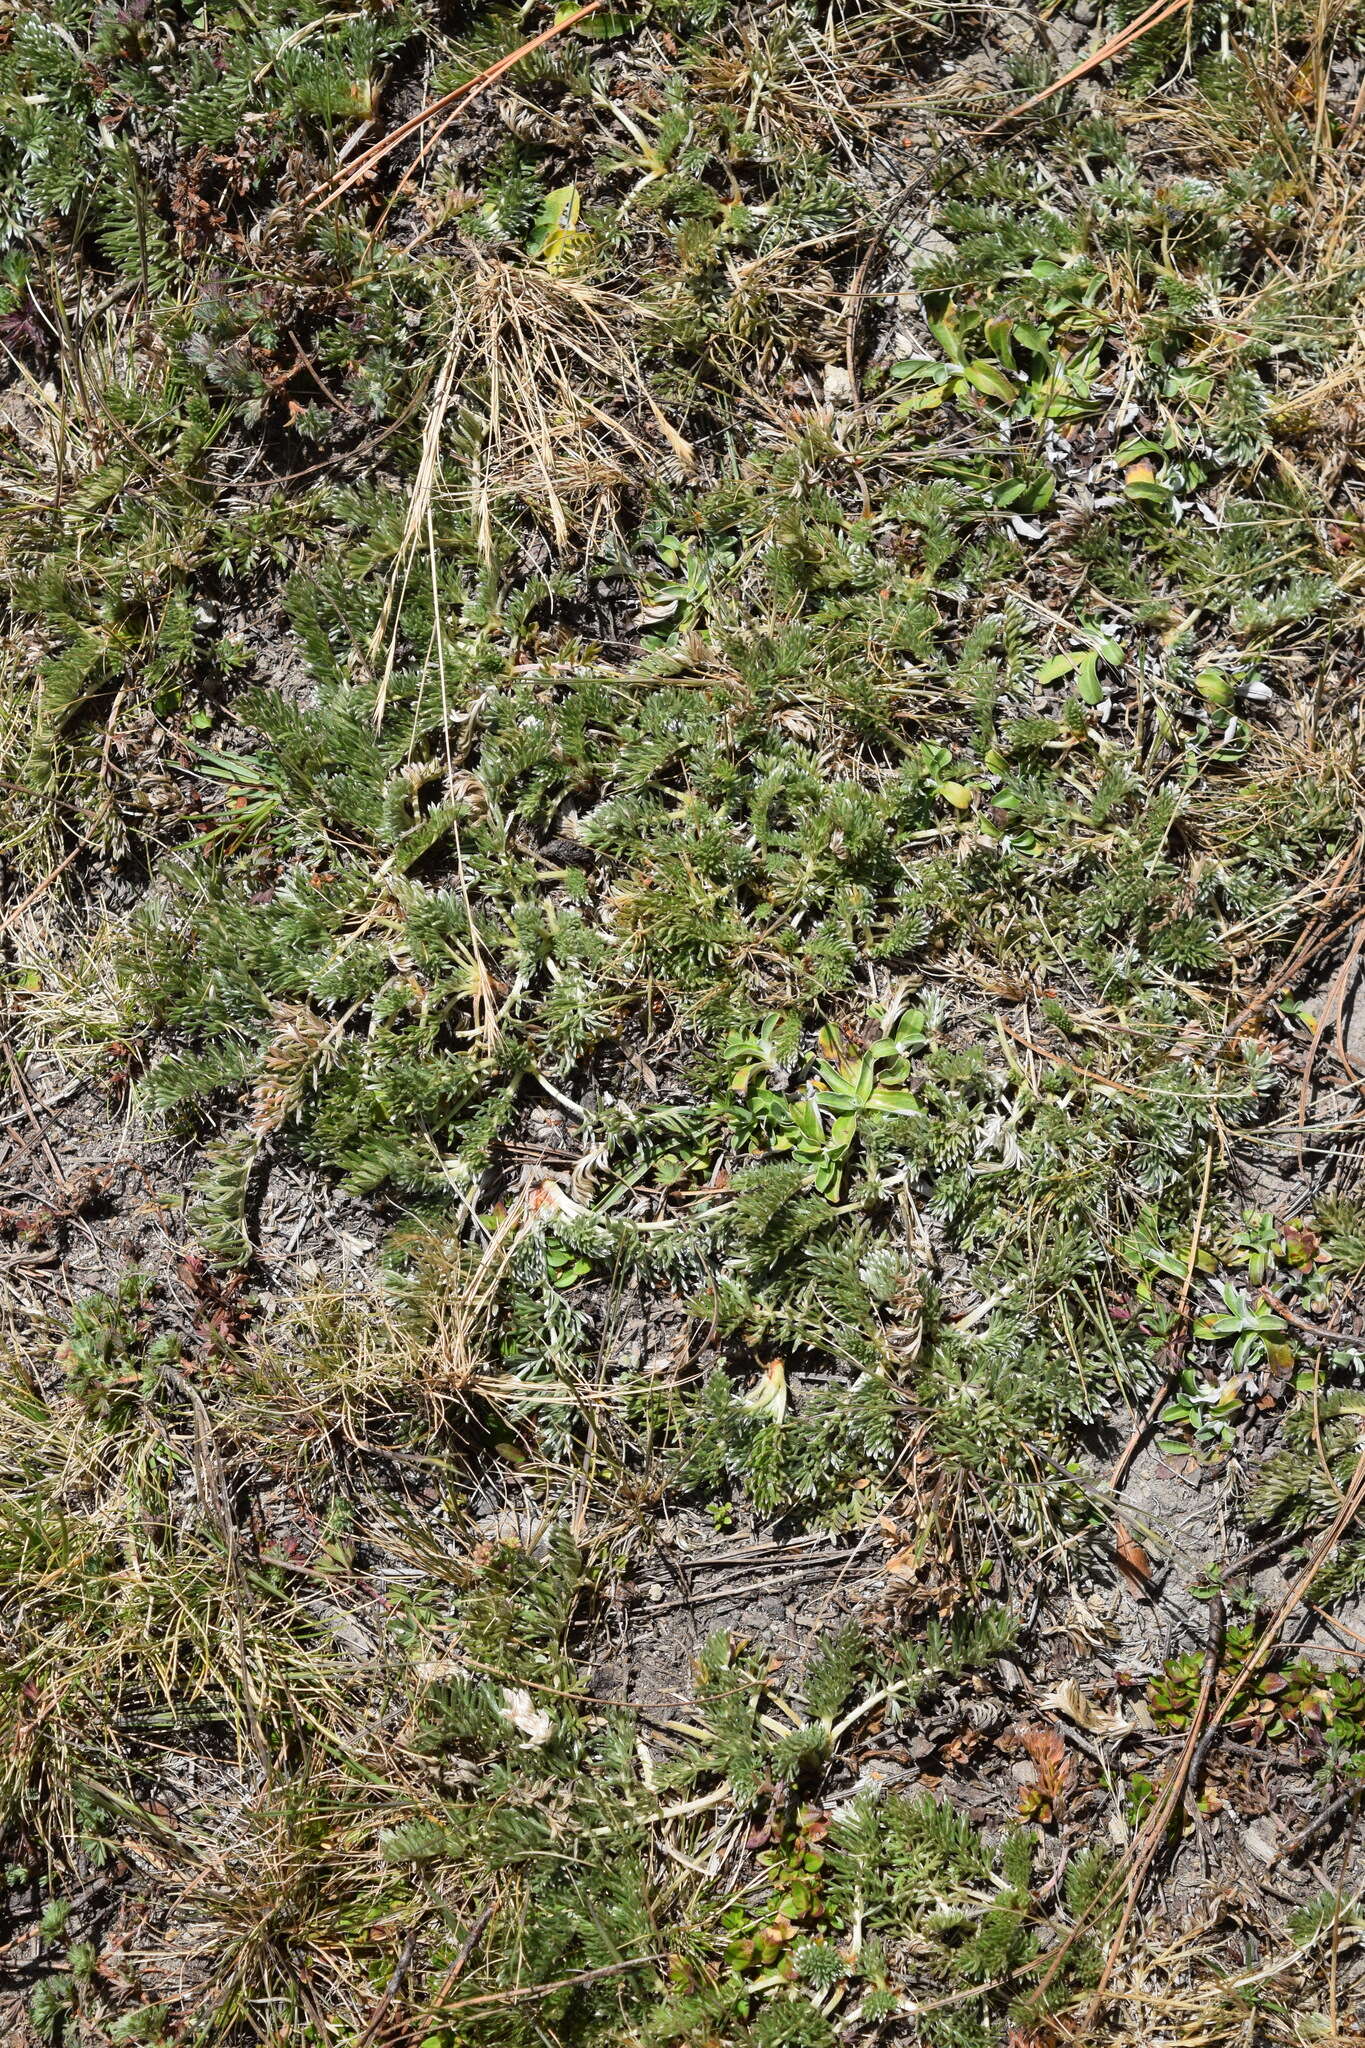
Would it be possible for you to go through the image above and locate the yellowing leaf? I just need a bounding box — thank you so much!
[1195,668,1234,707]
[962,359,1017,404]
[983,315,1016,370]
[1113,1519,1153,1597]
[644,393,696,473]
[927,302,967,365]
[1019,1726,1073,1824]
[896,384,950,414]
[527,185,581,272]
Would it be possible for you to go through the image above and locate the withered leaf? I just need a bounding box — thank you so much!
[1113,1518,1153,1597]
[1038,1678,1132,1738]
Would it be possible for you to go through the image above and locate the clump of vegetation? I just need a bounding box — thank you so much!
[6,0,1365,2034]
[1151,1621,1365,1755]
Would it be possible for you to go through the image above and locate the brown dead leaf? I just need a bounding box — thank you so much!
[1113,1518,1153,1597]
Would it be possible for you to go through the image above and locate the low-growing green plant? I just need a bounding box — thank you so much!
[1151,1623,1365,1753]
[6,0,1365,2033]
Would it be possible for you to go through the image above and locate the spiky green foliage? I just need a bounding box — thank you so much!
[6,0,1365,2037]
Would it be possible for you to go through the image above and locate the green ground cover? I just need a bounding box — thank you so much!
[4,0,1365,2036]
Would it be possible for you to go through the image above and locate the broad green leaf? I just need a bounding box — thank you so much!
[984,316,1016,370]
[890,358,954,382]
[1075,651,1103,705]
[786,1100,824,1146]
[865,1085,920,1115]
[994,474,1054,512]
[1124,477,1171,505]
[1195,668,1234,707]
[962,359,1017,403]
[926,301,968,365]
[1112,436,1164,468]
[569,7,642,33]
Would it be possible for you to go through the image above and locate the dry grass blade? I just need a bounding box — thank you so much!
[371,252,687,721]
[460,257,674,540]
[369,306,463,727]
[1296,917,1365,1167]
[422,1953,665,2023]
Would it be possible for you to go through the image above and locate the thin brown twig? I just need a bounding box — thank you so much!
[1030,1476,1349,2019]
[354,1918,426,2048]
[1,1039,65,1184]
[1273,1784,1360,1867]
[305,3,604,215]
[1084,1592,1226,2021]
[156,1358,272,1772]
[976,0,1194,139]
[997,1018,1154,1097]
[425,1950,662,2021]
[843,225,886,403]
[1220,843,1363,1047]
[0,840,86,946]
[1329,1786,1359,2033]
[1258,1285,1363,1346]
[421,1902,495,2018]
[1228,1445,1365,1703]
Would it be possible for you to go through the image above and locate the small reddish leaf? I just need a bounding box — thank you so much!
[1020,1726,1074,1824]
